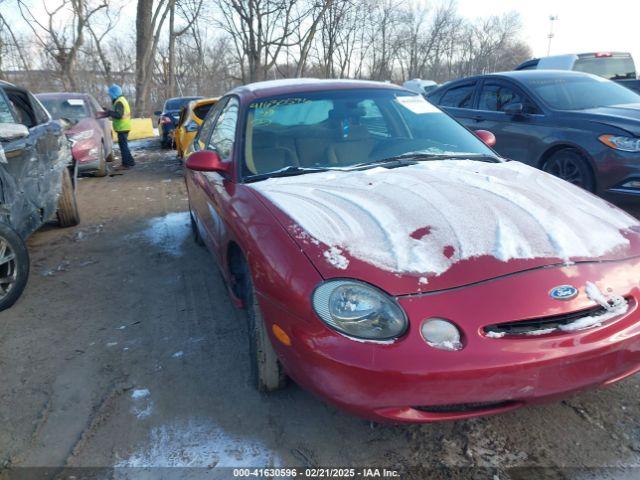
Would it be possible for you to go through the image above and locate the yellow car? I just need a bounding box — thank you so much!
[174,97,219,158]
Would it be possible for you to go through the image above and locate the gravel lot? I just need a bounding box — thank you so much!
[1,140,639,479]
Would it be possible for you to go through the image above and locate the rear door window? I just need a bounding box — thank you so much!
[439,83,476,109]
[478,82,540,114]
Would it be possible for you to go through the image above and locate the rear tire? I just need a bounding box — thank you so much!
[57,168,81,227]
[0,223,29,312]
[241,263,287,392]
[543,149,595,192]
[94,144,108,177]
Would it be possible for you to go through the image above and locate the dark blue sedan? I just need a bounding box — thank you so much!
[155,96,203,148]
[428,70,640,197]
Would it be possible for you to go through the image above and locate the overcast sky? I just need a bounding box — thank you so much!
[455,0,640,61]
[5,0,640,69]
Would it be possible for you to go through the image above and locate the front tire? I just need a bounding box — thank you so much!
[190,211,204,246]
[57,168,81,227]
[241,264,287,392]
[0,223,29,312]
[543,149,595,192]
[95,144,108,177]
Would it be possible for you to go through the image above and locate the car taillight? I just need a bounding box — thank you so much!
[160,116,172,125]
[595,52,613,58]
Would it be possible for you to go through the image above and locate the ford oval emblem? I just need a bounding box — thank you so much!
[549,285,578,301]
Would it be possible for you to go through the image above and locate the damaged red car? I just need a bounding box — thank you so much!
[184,79,640,423]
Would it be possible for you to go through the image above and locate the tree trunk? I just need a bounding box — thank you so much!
[135,0,153,116]
[167,0,176,98]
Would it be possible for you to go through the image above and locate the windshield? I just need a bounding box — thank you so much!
[243,89,496,179]
[521,75,640,110]
[573,55,636,80]
[39,97,89,121]
[165,97,201,111]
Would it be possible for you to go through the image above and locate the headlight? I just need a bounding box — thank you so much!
[68,129,94,142]
[186,120,199,132]
[599,134,640,152]
[312,280,407,341]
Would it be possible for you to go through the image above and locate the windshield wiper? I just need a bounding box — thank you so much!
[349,152,500,170]
[244,165,332,183]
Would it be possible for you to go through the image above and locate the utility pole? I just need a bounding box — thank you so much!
[547,15,558,56]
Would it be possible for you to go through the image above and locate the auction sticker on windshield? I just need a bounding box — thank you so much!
[395,95,439,114]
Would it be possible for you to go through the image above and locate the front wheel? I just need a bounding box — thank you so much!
[94,144,108,177]
[0,223,29,312]
[57,168,81,227]
[242,264,288,392]
[543,149,595,192]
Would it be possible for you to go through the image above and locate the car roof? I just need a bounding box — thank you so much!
[36,92,90,99]
[192,97,220,107]
[166,96,203,102]
[445,70,599,84]
[229,78,405,99]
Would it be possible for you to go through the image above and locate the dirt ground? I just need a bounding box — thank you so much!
[1,140,639,480]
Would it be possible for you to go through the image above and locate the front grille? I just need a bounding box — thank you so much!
[484,301,626,337]
[414,400,518,413]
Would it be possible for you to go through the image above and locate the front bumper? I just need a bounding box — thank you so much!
[597,149,640,197]
[261,259,640,423]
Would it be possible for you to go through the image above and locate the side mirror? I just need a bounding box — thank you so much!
[185,150,230,173]
[503,103,524,116]
[475,129,496,148]
[95,111,110,119]
[154,110,162,116]
[0,123,29,142]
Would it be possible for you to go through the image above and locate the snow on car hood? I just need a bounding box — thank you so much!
[250,160,640,295]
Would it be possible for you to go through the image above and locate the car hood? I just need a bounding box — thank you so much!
[572,103,640,136]
[249,160,640,296]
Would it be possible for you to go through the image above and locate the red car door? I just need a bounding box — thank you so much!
[189,97,239,264]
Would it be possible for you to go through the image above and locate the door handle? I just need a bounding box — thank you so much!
[470,115,484,122]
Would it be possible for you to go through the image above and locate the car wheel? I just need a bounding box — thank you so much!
[543,149,595,192]
[241,262,288,392]
[0,223,30,312]
[57,168,81,227]
[95,144,108,177]
[190,211,204,246]
[106,145,114,162]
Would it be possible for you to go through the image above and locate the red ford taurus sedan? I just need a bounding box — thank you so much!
[184,79,640,423]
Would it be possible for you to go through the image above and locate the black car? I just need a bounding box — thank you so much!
[427,70,640,196]
[154,96,203,148]
[0,80,80,311]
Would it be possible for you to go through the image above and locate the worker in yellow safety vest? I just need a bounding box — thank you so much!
[107,84,135,170]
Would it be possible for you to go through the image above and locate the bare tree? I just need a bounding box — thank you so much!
[135,0,171,115]
[17,0,108,90]
[216,0,305,82]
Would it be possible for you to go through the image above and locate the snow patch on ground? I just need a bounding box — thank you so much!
[140,211,190,257]
[115,419,281,467]
[171,351,184,358]
[131,389,150,400]
[251,161,638,277]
